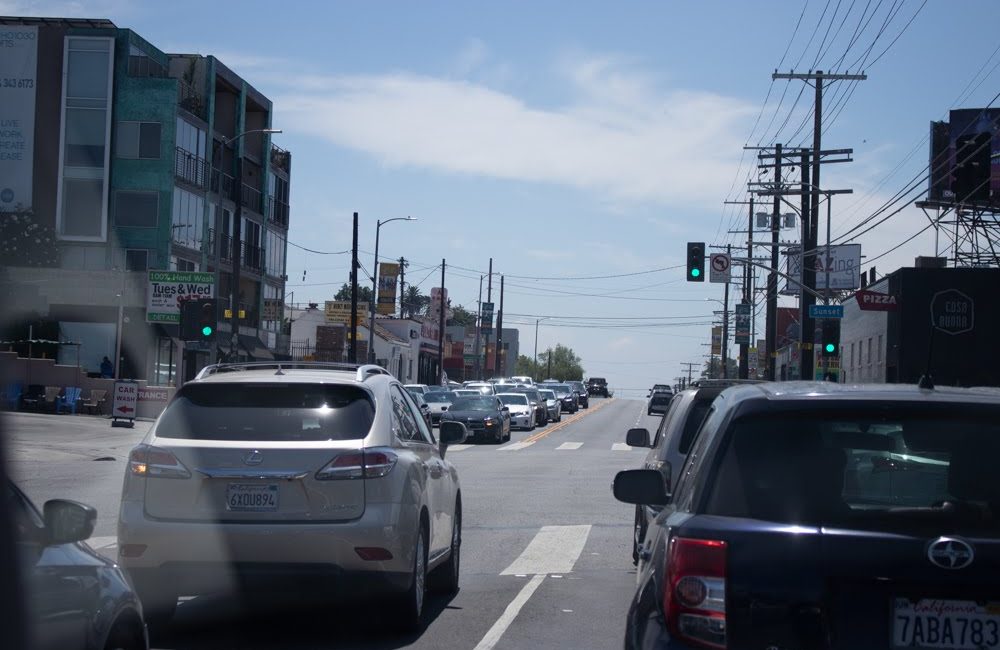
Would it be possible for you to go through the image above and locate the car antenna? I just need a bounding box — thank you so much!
[918,314,935,390]
[274,364,285,376]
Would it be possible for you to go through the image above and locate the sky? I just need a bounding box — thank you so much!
[5,0,1000,395]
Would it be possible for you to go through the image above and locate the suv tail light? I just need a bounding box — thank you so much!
[664,537,727,649]
[128,445,191,479]
[316,449,398,480]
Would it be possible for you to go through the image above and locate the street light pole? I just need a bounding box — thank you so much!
[222,128,281,363]
[533,317,550,379]
[369,216,416,363]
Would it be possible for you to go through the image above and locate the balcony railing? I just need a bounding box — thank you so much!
[174,147,208,188]
[267,196,290,228]
[211,168,236,201]
[127,55,166,78]
[177,79,207,120]
[243,242,264,272]
[270,144,291,173]
[241,183,262,214]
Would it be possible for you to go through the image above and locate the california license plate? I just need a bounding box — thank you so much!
[893,599,1000,649]
[226,484,278,512]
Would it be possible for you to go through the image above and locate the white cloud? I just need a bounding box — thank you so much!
[269,55,755,208]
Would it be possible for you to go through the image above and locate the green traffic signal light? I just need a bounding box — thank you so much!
[825,343,835,353]
[691,268,701,278]
[202,326,213,337]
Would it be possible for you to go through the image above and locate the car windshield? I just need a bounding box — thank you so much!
[538,390,556,400]
[549,385,571,396]
[704,411,1000,532]
[450,397,496,411]
[423,391,456,404]
[497,394,529,406]
[155,384,376,441]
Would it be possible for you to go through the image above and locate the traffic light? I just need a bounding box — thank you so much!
[820,319,841,357]
[686,242,705,282]
[181,298,217,340]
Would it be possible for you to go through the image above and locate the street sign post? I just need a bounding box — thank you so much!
[709,253,731,283]
[808,304,844,319]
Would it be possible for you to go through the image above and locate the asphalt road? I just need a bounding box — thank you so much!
[4,397,664,649]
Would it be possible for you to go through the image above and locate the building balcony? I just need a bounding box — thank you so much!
[270,144,291,173]
[174,147,208,188]
[267,196,290,228]
[243,242,264,272]
[210,168,236,201]
[241,183,262,215]
[127,55,166,78]
[177,79,207,120]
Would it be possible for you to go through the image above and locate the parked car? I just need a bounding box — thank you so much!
[10,479,148,650]
[626,380,755,564]
[440,395,511,443]
[547,384,579,413]
[614,381,1000,650]
[646,390,674,416]
[537,388,563,423]
[118,362,468,634]
[568,381,589,409]
[497,393,535,431]
[423,390,457,426]
[586,377,609,397]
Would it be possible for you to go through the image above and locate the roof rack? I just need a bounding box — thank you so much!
[194,362,392,382]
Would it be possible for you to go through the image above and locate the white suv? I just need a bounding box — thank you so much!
[118,362,467,632]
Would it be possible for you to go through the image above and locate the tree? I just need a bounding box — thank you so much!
[701,356,738,380]
[333,282,372,305]
[402,286,430,319]
[447,304,477,327]
[514,355,539,378]
[537,344,584,381]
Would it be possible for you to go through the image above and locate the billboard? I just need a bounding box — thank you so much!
[783,244,862,296]
[377,262,400,315]
[146,271,214,323]
[0,26,38,210]
[711,326,722,356]
[324,300,365,326]
[928,108,1000,206]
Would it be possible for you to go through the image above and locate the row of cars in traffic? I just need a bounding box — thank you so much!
[614,378,1000,649]
[8,363,608,648]
[402,377,593,444]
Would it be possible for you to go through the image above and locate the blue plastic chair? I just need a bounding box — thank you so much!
[56,387,82,414]
[3,383,22,411]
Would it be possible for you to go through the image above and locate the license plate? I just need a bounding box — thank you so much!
[893,599,1000,649]
[226,484,278,512]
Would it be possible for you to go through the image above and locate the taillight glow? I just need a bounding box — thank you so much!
[128,445,191,479]
[315,449,398,480]
[664,537,727,649]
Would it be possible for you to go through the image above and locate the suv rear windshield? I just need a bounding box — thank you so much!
[155,383,375,441]
[704,410,1000,532]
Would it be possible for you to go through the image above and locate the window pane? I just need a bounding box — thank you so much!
[69,38,110,52]
[67,49,109,99]
[115,191,158,227]
[116,122,139,158]
[65,108,106,167]
[61,178,104,237]
[125,249,149,271]
[139,123,161,158]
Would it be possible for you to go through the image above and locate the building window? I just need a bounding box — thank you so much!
[242,218,262,270]
[57,37,114,242]
[265,228,285,277]
[125,249,149,271]
[172,187,205,251]
[867,338,873,365]
[169,256,197,272]
[114,191,159,227]
[176,117,206,159]
[116,121,161,159]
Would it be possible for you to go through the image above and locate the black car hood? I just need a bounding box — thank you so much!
[444,409,500,420]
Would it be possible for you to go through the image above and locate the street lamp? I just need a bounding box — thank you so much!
[369,217,417,363]
[220,128,281,362]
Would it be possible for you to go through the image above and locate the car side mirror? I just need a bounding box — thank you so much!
[612,469,669,506]
[502,406,510,412]
[438,421,468,458]
[43,499,96,546]
[625,427,651,448]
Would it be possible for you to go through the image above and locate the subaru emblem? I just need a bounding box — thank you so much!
[243,450,264,466]
[927,537,974,570]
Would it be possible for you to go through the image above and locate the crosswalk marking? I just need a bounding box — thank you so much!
[501,524,592,575]
[448,444,473,452]
[611,442,633,451]
[555,442,583,450]
[498,441,535,451]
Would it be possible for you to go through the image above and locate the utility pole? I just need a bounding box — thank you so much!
[722,244,730,379]
[474,274,483,381]
[766,143,781,381]
[437,259,446,385]
[349,212,359,363]
[723,194,755,380]
[483,258,493,379]
[681,362,698,387]
[547,348,552,380]
[397,256,407,318]
[494,275,504,377]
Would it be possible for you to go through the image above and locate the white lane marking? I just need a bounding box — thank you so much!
[501,525,592,576]
[447,444,473,452]
[473,574,546,650]
[86,535,117,549]
[498,441,534,451]
[611,442,634,451]
[555,442,583,450]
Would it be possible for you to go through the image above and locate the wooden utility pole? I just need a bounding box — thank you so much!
[494,275,504,376]
[349,212,359,363]
[397,256,407,318]
[437,259,446,385]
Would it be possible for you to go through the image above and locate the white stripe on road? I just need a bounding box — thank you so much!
[555,442,583,450]
[611,442,634,451]
[472,574,546,650]
[498,441,534,451]
[86,535,117,549]
[501,525,592,575]
[447,444,473,452]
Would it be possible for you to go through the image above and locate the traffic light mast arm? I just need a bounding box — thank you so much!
[729,255,826,300]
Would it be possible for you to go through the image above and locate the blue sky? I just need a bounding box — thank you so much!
[6,0,1000,393]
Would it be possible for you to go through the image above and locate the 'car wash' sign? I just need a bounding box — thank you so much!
[930,289,974,335]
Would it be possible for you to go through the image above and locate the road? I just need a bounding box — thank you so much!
[4,397,661,649]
